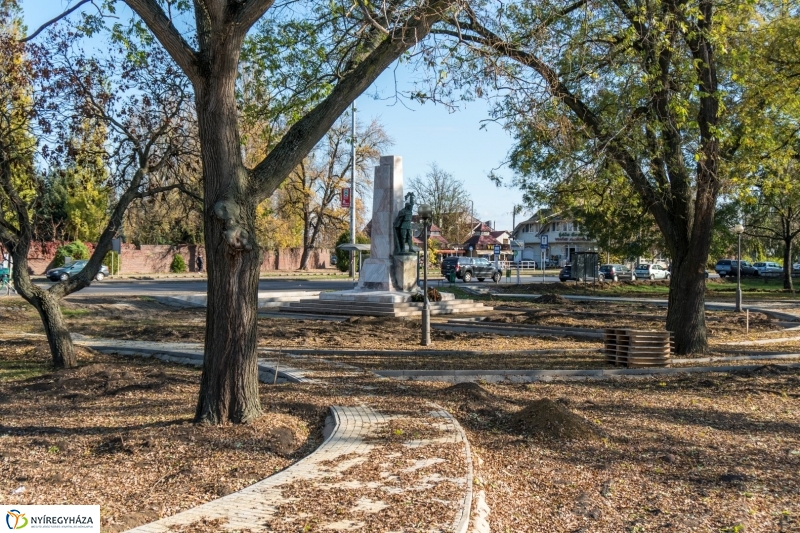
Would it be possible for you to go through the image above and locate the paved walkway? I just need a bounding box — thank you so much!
[125,405,473,533]
[71,335,313,383]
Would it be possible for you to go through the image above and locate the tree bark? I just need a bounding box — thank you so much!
[783,233,793,291]
[6,239,77,368]
[192,38,263,425]
[299,208,311,270]
[36,290,77,368]
[666,253,708,354]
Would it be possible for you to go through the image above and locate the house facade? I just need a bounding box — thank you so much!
[512,211,599,266]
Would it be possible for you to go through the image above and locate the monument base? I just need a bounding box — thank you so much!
[319,290,455,303]
[393,254,418,292]
[356,258,392,291]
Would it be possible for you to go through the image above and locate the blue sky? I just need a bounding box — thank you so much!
[22,1,524,232]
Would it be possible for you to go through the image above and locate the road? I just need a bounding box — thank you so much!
[35,274,565,297]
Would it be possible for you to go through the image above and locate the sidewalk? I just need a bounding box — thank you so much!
[125,405,473,533]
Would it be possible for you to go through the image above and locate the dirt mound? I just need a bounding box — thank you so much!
[741,364,792,376]
[442,382,495,401]
[533,294,569,305]
[509,398,602,440]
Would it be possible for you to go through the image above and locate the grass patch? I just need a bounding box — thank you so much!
[0,358,50,382]
[61,308,90,317]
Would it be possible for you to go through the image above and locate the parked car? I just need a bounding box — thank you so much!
[46,260,110,282]
[752,261,783,276]
[634,263,670,280]
[440,256,501,283]
[715,259,758,277]
[598,264,634,282]
[558,264,574,282]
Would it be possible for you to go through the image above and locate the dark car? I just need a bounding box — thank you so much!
[598,263,634,282]
[559,264,575,282]
[441,256,501,283]
[715,259,757,277]
[46,260,110,282]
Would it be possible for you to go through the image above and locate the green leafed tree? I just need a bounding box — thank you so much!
[29,0,458,423]
[428,0,777,353]
[2,14,197,369]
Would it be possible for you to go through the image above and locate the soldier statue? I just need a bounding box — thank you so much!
[394,192,417,254]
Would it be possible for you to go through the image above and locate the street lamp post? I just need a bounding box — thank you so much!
[418,204,433,346]
[734,223,744,312]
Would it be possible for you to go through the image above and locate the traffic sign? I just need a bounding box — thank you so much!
[540,235,549,249]
[493,244,501,255]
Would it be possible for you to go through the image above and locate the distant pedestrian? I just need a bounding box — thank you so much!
[196,255,204,272]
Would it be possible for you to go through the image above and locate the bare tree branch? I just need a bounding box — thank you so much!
[20,0,92,42]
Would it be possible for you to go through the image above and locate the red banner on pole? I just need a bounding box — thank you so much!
[341,187,351,208]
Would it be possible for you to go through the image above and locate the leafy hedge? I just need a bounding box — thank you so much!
[170,254,188,273]
[53,242,90,267]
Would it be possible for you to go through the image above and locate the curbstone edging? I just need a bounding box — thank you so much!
[123,404,475,533]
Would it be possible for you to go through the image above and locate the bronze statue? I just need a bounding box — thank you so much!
[394,192,416,254]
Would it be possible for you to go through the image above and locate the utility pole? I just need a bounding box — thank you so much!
[349,102,356,278]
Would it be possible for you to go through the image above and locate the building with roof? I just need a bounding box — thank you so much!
[511,210,598,266]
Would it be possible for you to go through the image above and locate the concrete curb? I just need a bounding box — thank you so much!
[74,339,310,384]
[375,361,800,383]
[259,347,591,357]
[436,403,473,533]
[123,405,475,533]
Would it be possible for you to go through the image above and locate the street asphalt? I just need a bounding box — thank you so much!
[33,274,565,297]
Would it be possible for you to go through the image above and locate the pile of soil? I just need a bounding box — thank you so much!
[509,398,602,440]
[442,382,495,401]
[532,294,569,305]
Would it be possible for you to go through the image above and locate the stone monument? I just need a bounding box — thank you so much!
[320,155,427,301]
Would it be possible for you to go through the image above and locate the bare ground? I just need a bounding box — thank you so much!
[1,295,800,532]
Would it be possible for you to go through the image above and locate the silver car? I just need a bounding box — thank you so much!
[752,261,783,276]
[634,263,670,280]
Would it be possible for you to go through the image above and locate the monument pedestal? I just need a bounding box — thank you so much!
[393,254,418,292]
[286,154,481,316]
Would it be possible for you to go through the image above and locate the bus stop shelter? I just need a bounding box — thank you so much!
[335,243,371,283]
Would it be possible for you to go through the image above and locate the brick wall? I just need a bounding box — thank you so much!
[12,242,331,274]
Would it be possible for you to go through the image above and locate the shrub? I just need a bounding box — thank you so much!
[53,242,90,267]
[334,231,370,273]
[170,254,188,273]
[103,252,120,275]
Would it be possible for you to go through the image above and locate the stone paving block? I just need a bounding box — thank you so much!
[123,404,473,533]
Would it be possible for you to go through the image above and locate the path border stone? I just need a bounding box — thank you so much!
[123,404,474,533]
[375,361,800,383]
[71,336,312,384]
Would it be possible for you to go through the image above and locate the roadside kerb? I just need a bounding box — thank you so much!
[375,362,800,383]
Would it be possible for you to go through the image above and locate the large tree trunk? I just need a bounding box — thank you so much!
[666,254,708,354]
[299,212,311,270]
[783,235,793,291]
[36,290,77,368]
[193,40,263,425]
[9,245,77,368]
[298,246,311,270]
